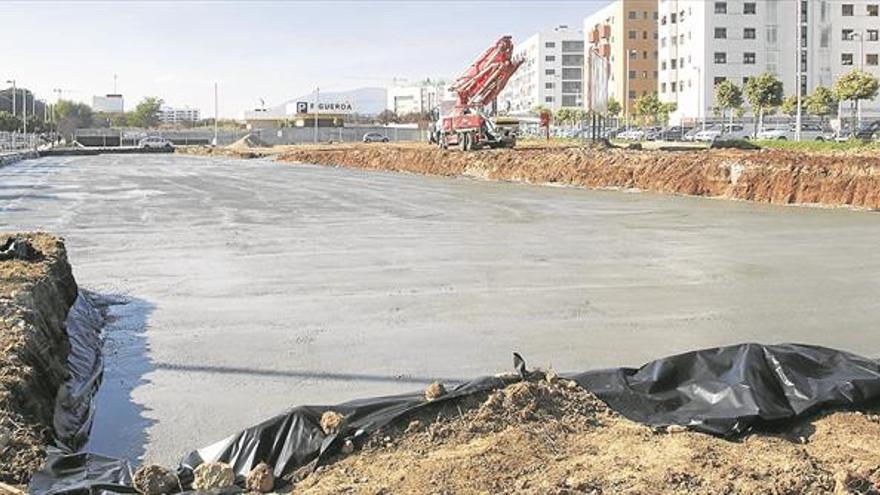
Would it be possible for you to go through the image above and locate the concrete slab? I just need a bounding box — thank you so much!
[1,154,878,465]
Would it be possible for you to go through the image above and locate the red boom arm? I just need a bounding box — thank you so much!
[448,36,523,108]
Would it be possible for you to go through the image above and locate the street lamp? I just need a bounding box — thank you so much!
[623,49,637,130]
[848,31,865,128]
[6,80,16,127]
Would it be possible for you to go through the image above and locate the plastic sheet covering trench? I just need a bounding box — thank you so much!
[30,343,880,494]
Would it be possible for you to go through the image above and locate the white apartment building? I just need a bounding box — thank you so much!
[658,0,880,125]
[386,80,450,115]
[498,25,585,115]
[159,106,201,125]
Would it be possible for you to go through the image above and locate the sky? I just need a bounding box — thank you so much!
[2,1,608,118]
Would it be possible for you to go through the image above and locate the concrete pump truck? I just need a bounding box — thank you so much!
[433,36,524,151]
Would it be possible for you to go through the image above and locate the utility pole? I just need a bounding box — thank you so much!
[22,88,27,134]
[213,82,218,146]
[795,0,802,141]
[6,79,16,126]
[696,66,705,131]
[314,87,319,144]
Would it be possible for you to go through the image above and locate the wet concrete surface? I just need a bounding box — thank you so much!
[1,153,879,465]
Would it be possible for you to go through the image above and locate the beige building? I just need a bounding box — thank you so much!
[584,0,659,118]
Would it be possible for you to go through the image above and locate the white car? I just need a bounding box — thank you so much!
[138,136,174,149]
[756,128,789,140]
[757,124,834,141]
[616,129,646,141]
[362,133,389,143]
[693,124,751,142]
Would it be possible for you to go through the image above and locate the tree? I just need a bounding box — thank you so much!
[376,109,399,125]
[833,69,879,131]
[128,97,164,128]
[659,102,677,126]
[780,95,800,117]
[804,86,837,125]
[0,111,20,132]
[605,97,621,118]
[555,108,577,127]
[632,93,663,126]
[530,104,550,116]
[54,100,94,139]
[714,80,743,130]
[744,73,783,135]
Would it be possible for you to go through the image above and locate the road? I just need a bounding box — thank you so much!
[1,153,879,466]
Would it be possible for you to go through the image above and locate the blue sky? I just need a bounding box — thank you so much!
[3,1,607,117]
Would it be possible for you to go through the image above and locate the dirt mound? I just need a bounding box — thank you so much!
[0,233,78,485]
[296,373,880,494]
[226,134,270,150]
[278,143,880,209]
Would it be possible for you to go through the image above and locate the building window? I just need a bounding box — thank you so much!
[680,34,685,44]
[671,59,677,69]
[842,53,854,65]
[744,28,756,39]
[842,29,854,41]
[670,12,677,23]
[742,77,750,85]
[671,82,677,93]
[715,2,727,14]
[661,60,667,70]
[654,31,658,39]
[714,77,726,86]
[869,30,879,41]
[628,10,637,19]
[842,4,854,16]
[870,4,879,16]
[545,69,555,75]
[653,51,658,59]
[661,15,667,25]
[661,82,667,93]
[562,54,584,65]
[661,37,667,48]
[715,27,727,39]
[743,2,756,14]
[868,54,879,66]
[743,52,756,64]
[642,11,648,19]
[545,55,556,62]
[680,57,685,67]
[653,11,658,20]
[562,40,584,52]
[628,90,636,99]
[653,70,658,78]
[629,51,637,59]
[641,71,648,79]
[643,31,648,39]
[714,52,727,64]
[562,67,581,79]
[545,82,554,89]
[629,70,636,79]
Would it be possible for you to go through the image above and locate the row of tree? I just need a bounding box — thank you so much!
[605,68,879,132]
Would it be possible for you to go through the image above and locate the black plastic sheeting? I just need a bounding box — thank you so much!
[54,291,107,451]
[574,342,880,436]
[30,343,880,494]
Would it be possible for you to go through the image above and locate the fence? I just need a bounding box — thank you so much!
[73,126,428,147]
[0,132,41,151]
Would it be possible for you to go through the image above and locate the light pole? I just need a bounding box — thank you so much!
[695,66,705,131]
[313,87,319,144]
[795,0,802,141]
[6,80,16,129]
[623,49,636,130]
[849,32,865,128]
[213,82,218,146]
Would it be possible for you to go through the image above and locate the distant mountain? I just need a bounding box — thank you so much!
[287,87,387,116]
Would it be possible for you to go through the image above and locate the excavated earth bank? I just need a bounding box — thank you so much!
[0,233,78,485]
[276,143,880,209]
[297,373,880,495]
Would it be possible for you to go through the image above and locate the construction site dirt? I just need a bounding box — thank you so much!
[2,152,880,474]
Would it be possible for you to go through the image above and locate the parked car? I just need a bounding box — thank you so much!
[658,126,690,141]
[757,124,835,141]
[854,120,880,141]
[362,133,389,143]
[756,127,789,140]
[693,124,751,142]
[138,136,174,149]
[615,128,646,141]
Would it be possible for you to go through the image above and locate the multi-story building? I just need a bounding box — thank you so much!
[386,80,450,116]
[658,0,880,125]
[498,25,585,115]
[158,106,201,125]
[584,0,659,118]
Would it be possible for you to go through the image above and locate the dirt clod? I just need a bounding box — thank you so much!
[192,462,235,491]
[424,382,446,401]
[320,411,344,435]
[132,464,178,495]
[245,462,274,493]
